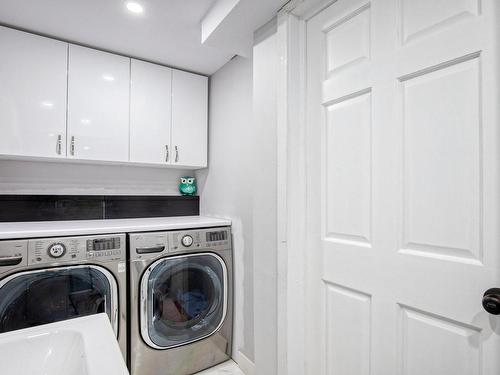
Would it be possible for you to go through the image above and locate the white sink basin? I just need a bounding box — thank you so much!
[0,314,129,375]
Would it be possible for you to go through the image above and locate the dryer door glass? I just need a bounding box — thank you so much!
[143,253,227,349]
[0,265,117,335]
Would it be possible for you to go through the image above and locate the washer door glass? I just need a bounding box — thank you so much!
[0,265,117,334]
[143,253,227,349]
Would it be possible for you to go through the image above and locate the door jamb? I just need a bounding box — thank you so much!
[275,1,339,374]
[276,7,306,375]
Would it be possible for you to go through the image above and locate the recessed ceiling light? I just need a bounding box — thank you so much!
[126,1,144,14]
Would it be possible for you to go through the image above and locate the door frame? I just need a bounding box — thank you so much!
[275,1,340,374]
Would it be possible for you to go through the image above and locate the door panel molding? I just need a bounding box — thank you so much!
[399,53,483,265]
[324,281,372,375]
[398,304,482,375]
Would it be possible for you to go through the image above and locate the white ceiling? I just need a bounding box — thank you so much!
[0,0,287,75]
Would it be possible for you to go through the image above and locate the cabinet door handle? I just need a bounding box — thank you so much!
[70,136,75,156]
[56,135,62,155]
[175,146,179,163]
[165,145,169,162]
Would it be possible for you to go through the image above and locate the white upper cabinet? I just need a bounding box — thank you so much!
[130,59,172,165]
[67,45,130,162]
[0,27,208,168]
[0,27,68,158]
[130,62,208,168]
[171,70,208,168]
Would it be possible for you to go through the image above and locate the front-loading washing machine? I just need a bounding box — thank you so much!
[129,226,233,375]
[0,233,127,358]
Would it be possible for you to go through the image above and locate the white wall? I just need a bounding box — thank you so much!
[252,19,278,375]
[197,19,279,375]
[196,55,256,372]
[0,159,188,195]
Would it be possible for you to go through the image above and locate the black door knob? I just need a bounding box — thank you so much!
[482,288,500,315]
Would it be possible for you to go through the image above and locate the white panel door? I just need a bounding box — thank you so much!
[130,59,172,165]
[68,45,130,162]
[305,0,500,374]
[0,27,67,158]
[171,70,208,168]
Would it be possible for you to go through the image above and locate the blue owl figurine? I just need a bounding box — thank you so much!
[179,176,197,196]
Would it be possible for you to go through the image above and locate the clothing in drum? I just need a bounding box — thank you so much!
[143,253,227,349]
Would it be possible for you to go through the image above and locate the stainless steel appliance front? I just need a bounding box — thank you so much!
[129,227,233,375]
[0,234,127,359]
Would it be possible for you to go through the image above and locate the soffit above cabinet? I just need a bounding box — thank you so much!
[0,0,287,75]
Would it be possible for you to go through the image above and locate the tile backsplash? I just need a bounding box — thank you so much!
[0,195,199,222]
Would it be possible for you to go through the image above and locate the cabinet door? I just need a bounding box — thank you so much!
[68,45,130,162]
[130,59,172,164]
[171,70,208,168]
[0,27,67,158]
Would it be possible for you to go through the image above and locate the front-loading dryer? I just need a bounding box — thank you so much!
[0,234,127,358]
[129,227,233,375]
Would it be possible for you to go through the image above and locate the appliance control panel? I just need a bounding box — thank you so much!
[170,231,203,252]
[170,227,231,253]
[28,234,126,266]
[129,227,231,260]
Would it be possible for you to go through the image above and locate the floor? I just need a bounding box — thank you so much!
[196,360,244,374]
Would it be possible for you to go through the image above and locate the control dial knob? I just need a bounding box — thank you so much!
[181,235,193,247]
[48,243,66,258]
